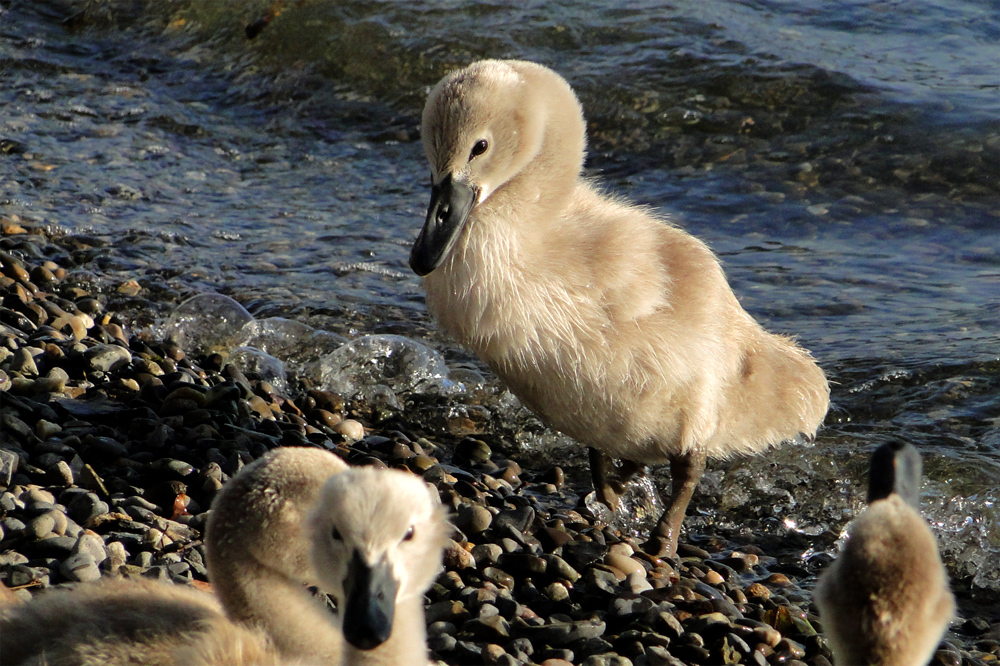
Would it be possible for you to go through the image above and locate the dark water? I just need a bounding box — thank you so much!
[2,0,998,594]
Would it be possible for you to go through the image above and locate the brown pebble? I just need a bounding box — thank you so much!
[745,582,770,600]
[442,539,476,570]
[117,280,141,296]
[704,569,725,585]
[482,567,515,590]
[545,582,571,602]
[456,503,493,534]
[410,455,436,471]
[48,460,74,486]
[2,219,27,234]
[314,409,343,428]
[764,572,793,586]
[30,376,66,395]
[35,419,62,439]
[541,466,565,488]
[482,644,506,664]
[247,395,274,420]
[500,460,521,485]
[101,323,128,344]
[605,550,645,579]
[753,624,782,648]
[334,419,364,440]
[29,266,55,284]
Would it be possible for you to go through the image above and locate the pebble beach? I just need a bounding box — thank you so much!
[2,220,998,665]
[3,0,1000,663]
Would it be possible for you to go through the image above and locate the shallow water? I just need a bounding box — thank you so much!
[2,0,998,594]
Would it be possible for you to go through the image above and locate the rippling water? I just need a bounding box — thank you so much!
[2,0,998,594]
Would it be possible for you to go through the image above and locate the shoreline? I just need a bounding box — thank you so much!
[1,218,998,664]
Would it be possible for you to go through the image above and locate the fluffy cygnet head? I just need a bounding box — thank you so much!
[411,59,586,276]
[307,467,450,651]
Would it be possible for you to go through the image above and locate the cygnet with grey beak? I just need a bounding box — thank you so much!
[411,59,830,557]
[814,441,955,666]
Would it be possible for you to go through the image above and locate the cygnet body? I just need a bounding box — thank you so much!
[814,442,955,666]
[0,447,348,666]
[309,467,450,666]
[411,59,829,555]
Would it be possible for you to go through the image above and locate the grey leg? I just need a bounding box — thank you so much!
[645,448,707,558]
[590,449,646,513]
[590,447,620,511]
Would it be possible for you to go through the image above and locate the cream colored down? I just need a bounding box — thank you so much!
[814,494,955,666]
[202,447,350,663]
[0,449,450,666]
[309,467,451,666]
[0,448,347,666]
[417,59,829,553]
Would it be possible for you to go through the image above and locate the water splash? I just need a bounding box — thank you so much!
[228,346,288,395]
[314,334,455,398]
[240,317,347,380]
[162,293,254,356]
[584,474,665,538]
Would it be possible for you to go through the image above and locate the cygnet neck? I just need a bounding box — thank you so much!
[478,60,586,240]
[214,560,342,663]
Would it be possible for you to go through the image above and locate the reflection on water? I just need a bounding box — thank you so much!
[1,0,998,592]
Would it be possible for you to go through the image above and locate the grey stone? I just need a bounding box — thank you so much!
[471,542,503,566]
[456,503,492,534]
[0,550,28,566]
[461,614,510,640]
[7,564,40,587]
[0,449,19,486]
[582,654,633,666]
[493,505,535,533]
[520,618,607,646]
[610,595,655,618]
[73,531,108,565]
[1,517,26,534]
[644,645,686,666]
[67,492,109,525]
[61,551,101,582]
[27,535,77,558]
[27,511,66,540]
[428,633,457,654]
[10,347,38,376]
[84,344,132,373]
[1,412,33,442]
[542,553,580,582]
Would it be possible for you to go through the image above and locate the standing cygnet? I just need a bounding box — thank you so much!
[0,447,348,666]
[410,59,830,556]
[308,467,451,666]
[814,441,955,666]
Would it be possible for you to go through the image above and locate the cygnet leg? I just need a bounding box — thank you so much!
[590,448,620,510]
[589,449,646,512]
[645,449,707,558]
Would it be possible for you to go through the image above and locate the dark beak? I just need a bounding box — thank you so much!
[409,174,477,276]
[341,551,399,650]
[867,441,923,507]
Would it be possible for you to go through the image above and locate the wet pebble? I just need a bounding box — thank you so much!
[83,343,132,373]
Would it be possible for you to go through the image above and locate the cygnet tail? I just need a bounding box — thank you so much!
[713,334,830,457]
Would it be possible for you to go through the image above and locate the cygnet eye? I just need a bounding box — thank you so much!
[469,139,489,159]
[402,525,415,542]
[331,527,342,541]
